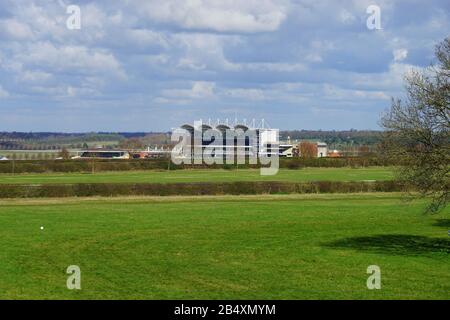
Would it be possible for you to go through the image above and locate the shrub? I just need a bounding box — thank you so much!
[0,181,406,198]
[0,157,395,174]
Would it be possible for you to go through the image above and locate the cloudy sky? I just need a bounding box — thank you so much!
[0,0,448,132]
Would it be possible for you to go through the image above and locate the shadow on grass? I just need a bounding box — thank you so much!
[433,219,450,228]
[324,235,450,256]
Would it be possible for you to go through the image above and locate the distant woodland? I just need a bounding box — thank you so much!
[0,130,381,151]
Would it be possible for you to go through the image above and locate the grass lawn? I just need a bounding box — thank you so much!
[0,167,394,185]
[0,193,448,299]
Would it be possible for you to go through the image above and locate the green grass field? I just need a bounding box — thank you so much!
[0,193,448,299]
[0,167,394,184]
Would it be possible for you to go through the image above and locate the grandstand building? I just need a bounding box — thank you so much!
[173,119,279,163]
[72,150,130,159]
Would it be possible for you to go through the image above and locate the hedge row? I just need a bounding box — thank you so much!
[0,159,175,173]
[282,157,394,168]
[0,157,395,174]
[0,181,404,198]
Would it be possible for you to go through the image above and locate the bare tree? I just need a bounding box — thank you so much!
[119,138,144,150]
[381,38,450,213]
[59,147,71,160]
[299,141,318,158]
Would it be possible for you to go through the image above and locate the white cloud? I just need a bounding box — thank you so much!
[393,48,408,62]
[243,62,306,72]
[351,62,419,91]
[172,33,240,71]
[162,81,216,99]
[191,81,215,97]
[176,57,206,70]
[125,29,169,48]
[28,84,100,98]
[11,4,66,42]
[322,83,390,101]
[16,42,125,78]
[0,85,10,98]
[136,0,287,32]
[0,19,34,40]
[19,70,53,83]
[305,53,323,63]
[339,9,356,24]
[66,85,100,98]
[225,88,265,100]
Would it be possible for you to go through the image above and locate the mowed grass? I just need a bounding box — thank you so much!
[0,167,394,184]
[0,194,448,299]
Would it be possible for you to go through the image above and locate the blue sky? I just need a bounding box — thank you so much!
[0,0,448,132]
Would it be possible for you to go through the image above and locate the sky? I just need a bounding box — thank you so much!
[0,0,448,132]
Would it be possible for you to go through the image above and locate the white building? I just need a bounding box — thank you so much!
[279,144,294,157]
[317,142,328,158]
[177,120,279,161]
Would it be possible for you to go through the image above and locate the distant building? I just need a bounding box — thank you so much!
[72,150,130,159]
[132,146,171,159]
[328,150,341,157]
[174,120,279,161]
[317,142,328,158]
[279,144,294,157]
